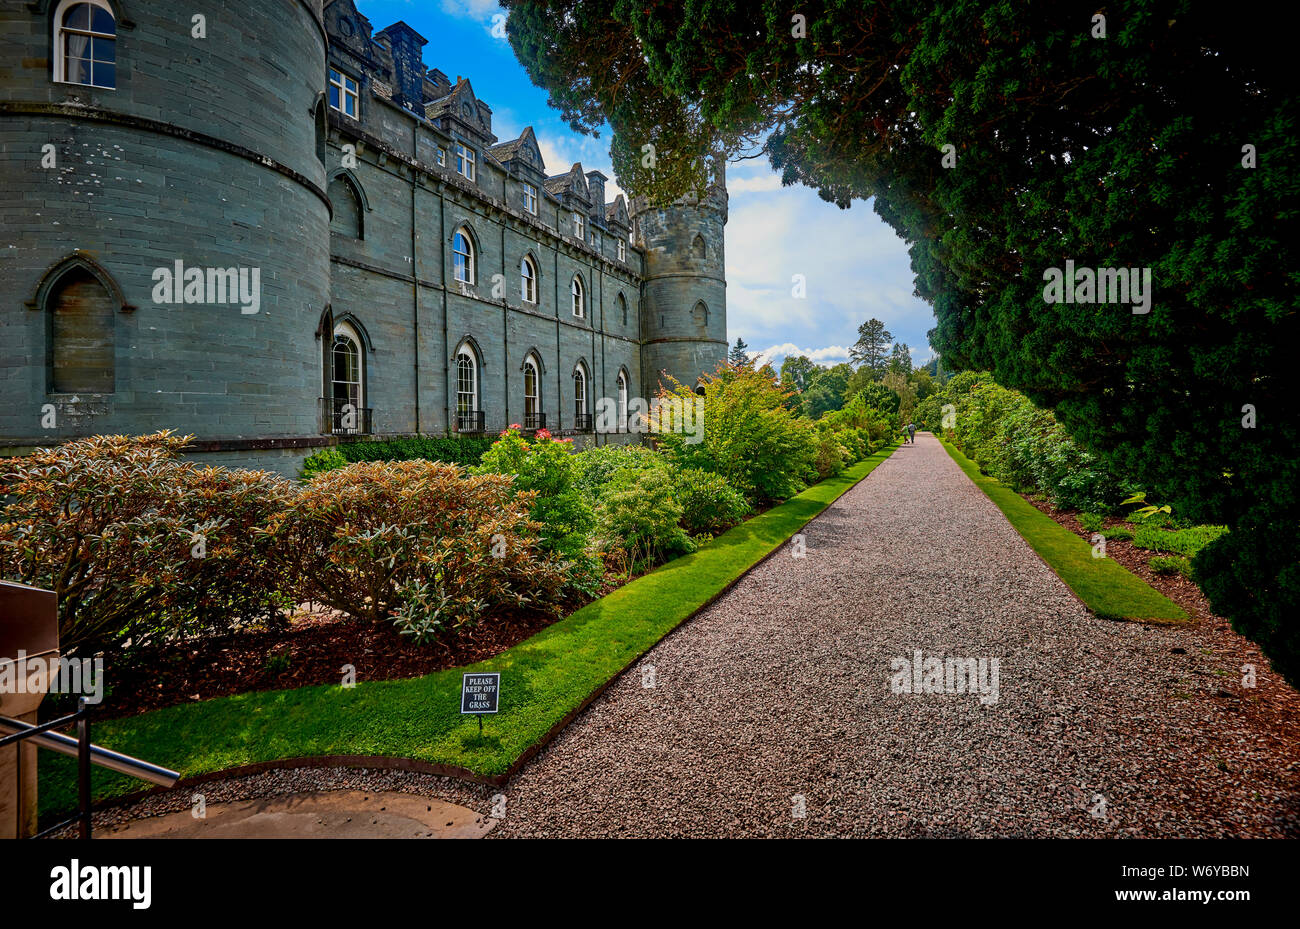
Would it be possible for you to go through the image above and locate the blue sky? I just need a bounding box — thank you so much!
[357,0,939,367]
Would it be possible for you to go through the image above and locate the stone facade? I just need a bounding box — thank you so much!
[0,0,727,475]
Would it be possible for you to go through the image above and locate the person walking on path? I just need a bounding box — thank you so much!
[906,422,917,444]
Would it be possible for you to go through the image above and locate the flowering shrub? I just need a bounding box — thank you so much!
[264,460,566,629]
[475,426,596,568]
[0,432,291,655]
[674,469,750,536]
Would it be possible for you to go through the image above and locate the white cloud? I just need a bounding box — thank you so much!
[439,0,503,22]
[728,174,785,195]
[752,343,853,368]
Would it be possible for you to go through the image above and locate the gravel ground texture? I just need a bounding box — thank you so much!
[83,434,1300,838]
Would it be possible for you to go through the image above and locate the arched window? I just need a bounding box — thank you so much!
[55,0,116,89]
[48,267,114,393]
[616,370,628,433]
[616,292,628,327]
[571,275,585,318]
[691,234,706,260]
[520,255,538,303]
[453,228,475,284]
[328,175,363,238]
[573,362,589,427]
[693,301,709,327]
[330,322,364,434]
[456,343,480,431]
[523,354,542,429]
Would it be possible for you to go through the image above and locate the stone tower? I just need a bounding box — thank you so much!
[633,162,728,394]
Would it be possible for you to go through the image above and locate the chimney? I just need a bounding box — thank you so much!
[585,170,607,225]
[378,22,429,115]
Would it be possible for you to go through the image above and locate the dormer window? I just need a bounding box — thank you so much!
[55,0,116,89]
[573,212,584,241]
[523,183,538,215]
[329,68,359,118]
[456,143,476,181]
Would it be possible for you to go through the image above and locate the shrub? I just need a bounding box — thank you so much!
[1133,524,1229,559]
[1077,512,1105,534]
[654,363,818,505]
[1149,555,1194,579]
[675,468,750,536]
[0,432,292,656]
[1101,526,1134,542]
[811,432,848,480]
[301,436,495,480]
[263,460,565,630]
[300,447,348,480]
[571,443,672,499]
[597,466,695,567]
[475,427,597,567]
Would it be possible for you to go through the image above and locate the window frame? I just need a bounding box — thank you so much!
[573,363,588,419]
[617,238,626,262]
[53,0,117,89]
[523,355,542,421]
[573,212,585,241]
[452,227,475,285]
[455,143,476,181]
[328,67,360,119]
[570,275,585,319]
[523,183,538,215]
[520,254,538,304]
[456,344,478,414]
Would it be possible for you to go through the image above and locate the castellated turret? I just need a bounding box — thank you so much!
[632,161,729,394]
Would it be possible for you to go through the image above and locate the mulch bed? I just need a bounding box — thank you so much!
[1026,496,1300,749]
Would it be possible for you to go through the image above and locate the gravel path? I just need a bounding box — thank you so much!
[485,434,1300,837]
[84,434,1300,838]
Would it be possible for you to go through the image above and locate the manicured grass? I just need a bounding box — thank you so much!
[940,439,1187,624]
[40,443,899,816]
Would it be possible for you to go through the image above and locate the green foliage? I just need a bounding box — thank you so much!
[1149,555,1194,579]
[1078,513,1105,534]
[475,427,596,569]
[1101,526,1134,542]
[300,436,494,480]
[850,318,893,375]
[655,363,817,505]
[596,466,695,567]
[674,468,750,536]
[300,447,348,480]
[1133,524,1229,559]
[0,432,292,656]
[571,443,670,499]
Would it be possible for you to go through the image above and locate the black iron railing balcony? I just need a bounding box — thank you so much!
[321,397,373,436]
[457,409,486,433]
[524,411,546,431]
[573,413,594,432]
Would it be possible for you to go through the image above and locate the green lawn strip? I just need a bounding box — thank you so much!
[940,439,1186,623]
[40,442,900,817]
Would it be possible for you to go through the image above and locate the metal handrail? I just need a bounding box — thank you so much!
[1,700,179,839]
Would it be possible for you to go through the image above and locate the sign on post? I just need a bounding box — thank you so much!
[461,673,499,733]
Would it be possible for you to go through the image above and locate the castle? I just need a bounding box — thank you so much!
[0,0,728,475]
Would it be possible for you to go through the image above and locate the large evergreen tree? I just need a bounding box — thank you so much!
[849,318,893,376]
[503,0,1300,682]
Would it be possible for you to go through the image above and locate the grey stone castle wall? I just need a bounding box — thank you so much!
[0,0,331,470]
[0,0,728,476]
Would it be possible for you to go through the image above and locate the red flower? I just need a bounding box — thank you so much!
[535,428,552,440]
